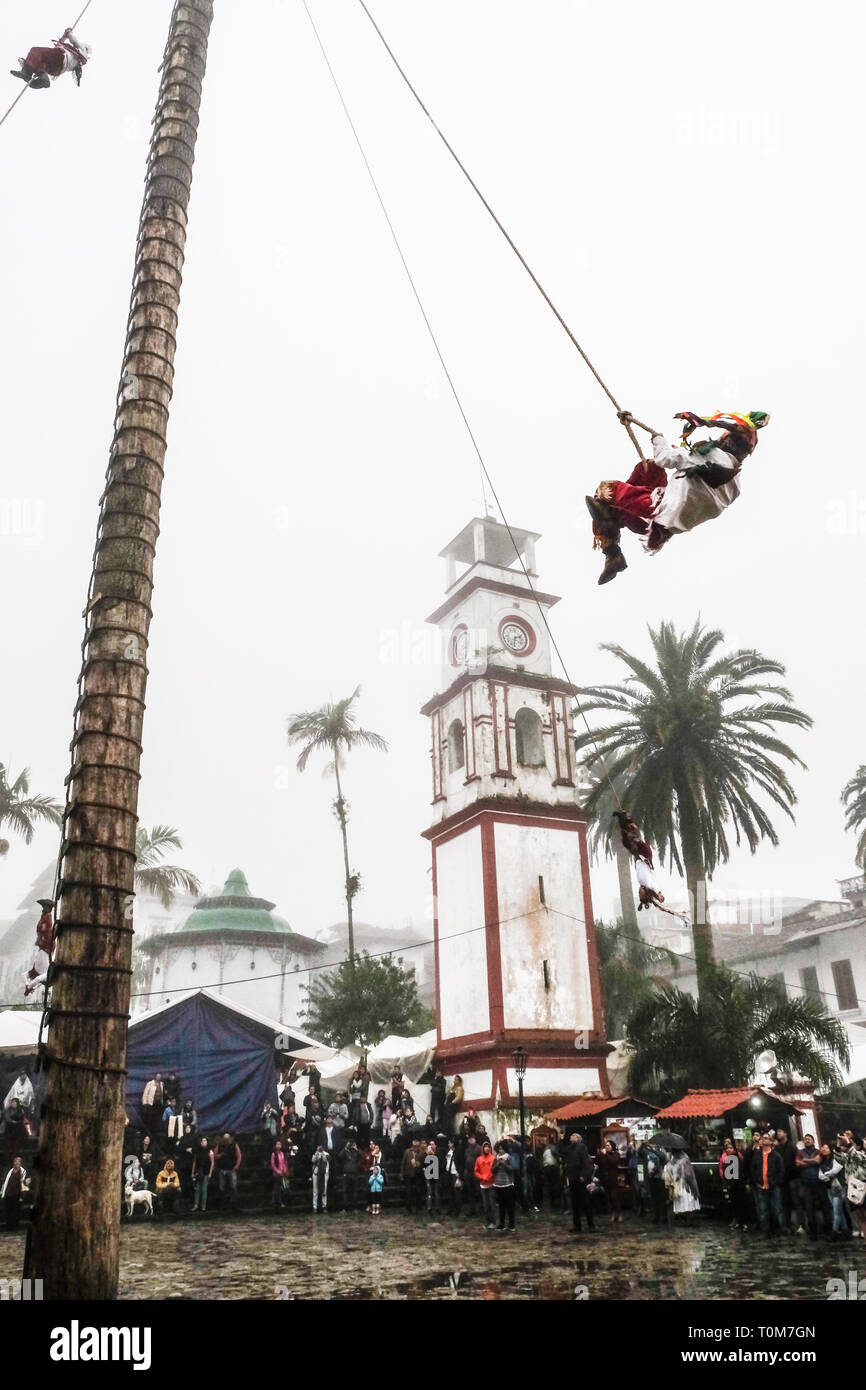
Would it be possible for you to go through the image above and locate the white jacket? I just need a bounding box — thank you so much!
[650,435,741,536]
[1,1166,28,1198]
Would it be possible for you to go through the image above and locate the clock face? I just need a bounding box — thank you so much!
[500,617,535,655]
[450,625,469,666]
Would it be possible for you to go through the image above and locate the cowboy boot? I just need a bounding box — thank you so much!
[10,65,33,81]
[598,543,627,585]
[28,75,51,89]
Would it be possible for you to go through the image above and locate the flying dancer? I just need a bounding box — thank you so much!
[10,28,91,90]
[587,409,770,584]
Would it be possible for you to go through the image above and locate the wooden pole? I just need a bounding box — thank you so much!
[26,0,215,1300]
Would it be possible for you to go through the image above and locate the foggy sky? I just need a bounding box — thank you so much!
[1,0,863,942]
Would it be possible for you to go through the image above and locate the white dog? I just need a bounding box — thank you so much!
[124,1184,154,1217]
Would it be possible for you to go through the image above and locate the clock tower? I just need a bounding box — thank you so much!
[422,517,610,1128]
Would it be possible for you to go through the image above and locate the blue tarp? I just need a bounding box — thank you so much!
[127,992,278,1135]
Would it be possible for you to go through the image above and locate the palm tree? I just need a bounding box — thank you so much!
[134,825,201,908]
[573,619,812,995]
[596,919,677,1037]
[28,1,216,1300]
[625,969,850,1104]
[0,763,63,857]
[287,687,388,966]
[842,766,866,871]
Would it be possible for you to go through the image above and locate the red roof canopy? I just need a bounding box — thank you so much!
[655,1086,803,1120]
[546,1094,656,1122]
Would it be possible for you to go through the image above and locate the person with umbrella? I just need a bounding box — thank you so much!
[661,1135,701,1224]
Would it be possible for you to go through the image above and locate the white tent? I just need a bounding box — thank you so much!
[0,1009,42,1056]
[287,1028,438,1122]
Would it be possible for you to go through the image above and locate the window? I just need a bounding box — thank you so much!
[515,707,545,767]
[767,972,786,1000]
[447,719,465,773]
[799,965,821,1007]
[831,959,858,1011]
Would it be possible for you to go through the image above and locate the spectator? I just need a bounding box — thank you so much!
[565,1132,595,1234]
[719,1137,747,1230]
[774,1127,798,1230]
[348,1068,365,1125]
[388,1107,404,1152]
[641,1139,668,1224]
[270,1140,289,1211]
[4,1072,34,1121]
[356,1097,374,1148]
[340,1136,362,1212]
[818,1142,847,1240]
[459,1108,481,1143]
[444,1074,464,1136]
[278,1072,295,1109]
[424,1140,440,1215]
[141,1073,163,1132]
[281,1102,302,1141]
[540,1137,561,1212]
[475,1139,497,1229]
[304,1064,322,1096]
[162,1097,182,1141]
[311,1144,330,1214]
[368,1145,385,1216]
[261,1101,280,1141]
[795,1134,821,1240]
[321,1114,343,1159]
[373,1089,391,1138]
[163,1070,181,1104]
[390,1069,403,1111]
[598,1140,624,1225]
[625,1139,642,1216]
[304,1095,325,1152]
[191,1135,213,1212]
[3,1098,26,1161]
[401,1139,424,1215]
[462,1133,482,1216]
[429,1069,447,1129]
[524,1141,541,1212]
[327,1092,349,1129]
[749,1135,785,1236]
[181,1098,197,1134]
[492,1142,516,1232]
[155,1158,181,1216]
[139,1134,155,1184]
[174,1125,197,1201]
[834,1133,866,1239]
[2,1156,29,1230]
[443,1138,462,1216]
[214,1133,242,1213]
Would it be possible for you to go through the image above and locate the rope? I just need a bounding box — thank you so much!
[0,0,97,131]
[355,0,644,461]
[302,0,624,811]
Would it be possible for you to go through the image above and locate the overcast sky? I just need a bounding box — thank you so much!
[1,0,863,942]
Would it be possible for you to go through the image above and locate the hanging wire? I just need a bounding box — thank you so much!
[301,0,624,809]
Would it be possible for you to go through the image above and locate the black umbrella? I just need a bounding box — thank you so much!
[650,1130,688,1150]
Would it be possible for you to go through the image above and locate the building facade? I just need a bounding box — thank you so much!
[136,868,325,1023]
[421,517,609,1122]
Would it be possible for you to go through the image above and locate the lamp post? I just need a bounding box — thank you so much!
[513,1046,528,1199]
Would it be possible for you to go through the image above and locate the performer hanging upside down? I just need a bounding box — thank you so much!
[10,28,91,90]
[586,409,770,585]
[613,811,691,922]
[23,898,55,997]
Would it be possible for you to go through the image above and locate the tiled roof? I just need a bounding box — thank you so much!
[655,1085,801,1119]
[546,1094,655,1121]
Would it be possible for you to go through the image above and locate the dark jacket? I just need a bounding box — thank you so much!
[775,1137,797,1182]
[749,1146,785,1188]
[339,1144,362,1176]
[463,1141,481,1181]
[564,1141,594,1184]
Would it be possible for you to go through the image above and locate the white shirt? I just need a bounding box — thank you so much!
[650,434,742,536]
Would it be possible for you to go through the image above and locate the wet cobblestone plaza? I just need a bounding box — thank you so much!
[2,1213,860,1301]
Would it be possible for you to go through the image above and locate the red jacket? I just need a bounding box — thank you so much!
[474,1152,495,1186]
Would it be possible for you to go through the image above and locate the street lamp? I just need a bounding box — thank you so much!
[512,1046,528,1171]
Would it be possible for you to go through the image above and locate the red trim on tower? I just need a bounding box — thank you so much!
[432,847,443,1047]
[579,821,605,1046]
[480,817,505,1035]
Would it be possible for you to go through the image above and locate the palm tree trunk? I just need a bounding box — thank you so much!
[25,1,215,1300]
[615,842,639,936]
[674,779,716,995]
[333,756,355,967]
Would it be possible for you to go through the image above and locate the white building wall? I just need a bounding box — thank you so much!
[145,942,312,1028]
[495,821,594,1032]
[435,826,490,1040]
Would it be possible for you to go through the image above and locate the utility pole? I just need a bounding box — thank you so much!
[26,0,215,1299]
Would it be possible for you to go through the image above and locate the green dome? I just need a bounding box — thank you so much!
[177,869,291,936]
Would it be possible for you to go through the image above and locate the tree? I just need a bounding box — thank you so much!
[596,919,677,1037]
[286,687,388,967]
[625,967,850,1104]
[842,766,866,871]
[27,1,216,1301]
[0,763,62,858]
[134,825,201,908]
[302,949,433,1050]
[573,619,812,996]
